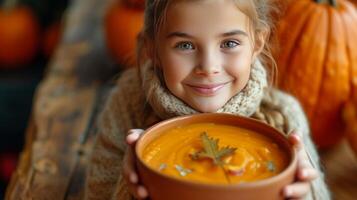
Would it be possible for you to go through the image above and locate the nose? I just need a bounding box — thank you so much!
[194,48,221,76]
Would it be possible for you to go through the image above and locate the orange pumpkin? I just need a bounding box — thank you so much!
[275,0,357,149]
[271,0,292,20]
[0,6,40,68]
[104,3,144,68]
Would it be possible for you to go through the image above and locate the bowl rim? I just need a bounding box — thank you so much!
[135,113,297,189]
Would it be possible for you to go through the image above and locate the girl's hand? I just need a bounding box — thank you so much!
[283,131,319,199]
[123,129,149,200]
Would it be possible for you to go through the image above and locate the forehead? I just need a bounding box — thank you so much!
[162,0,249,36]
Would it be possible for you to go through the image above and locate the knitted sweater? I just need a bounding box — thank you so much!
[85,61,330,200]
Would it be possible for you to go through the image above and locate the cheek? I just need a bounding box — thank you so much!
[225,54,252,80]
[161,50,195,82]
[223,55,252,93]
[161,55,193,89]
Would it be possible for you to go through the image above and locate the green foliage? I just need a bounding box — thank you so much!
[191,132,237,165]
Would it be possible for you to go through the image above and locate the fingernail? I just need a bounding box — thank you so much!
[301,170,307,177]
[129,129,143,134]
[129,132,140,138]
[127,132,140,142]
[284,188,291,197]
[130,173,138,183]
[293,134,301,142]
[137,186,148,198]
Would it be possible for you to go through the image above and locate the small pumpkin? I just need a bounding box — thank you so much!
[104,2,144,68]
[275,0,357,148]
[0,4,40,68]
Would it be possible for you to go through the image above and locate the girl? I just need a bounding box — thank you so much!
[85,0,331,199]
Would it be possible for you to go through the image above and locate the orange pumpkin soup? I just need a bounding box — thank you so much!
[142,123,289,184]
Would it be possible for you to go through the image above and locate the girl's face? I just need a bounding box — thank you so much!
[157,0,261,112]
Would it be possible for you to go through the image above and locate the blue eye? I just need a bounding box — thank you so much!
[175,42,195,50]
[221,40,239,49]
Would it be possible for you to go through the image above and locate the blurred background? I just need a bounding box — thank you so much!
[0,0,357,199]
[0,0,69,198]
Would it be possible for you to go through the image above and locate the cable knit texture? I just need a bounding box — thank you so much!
[85,61,330,200]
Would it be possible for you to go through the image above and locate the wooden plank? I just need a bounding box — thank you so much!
[6,0,116,197]
[6,86,100,199]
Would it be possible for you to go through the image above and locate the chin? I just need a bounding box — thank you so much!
[191,102,225,113]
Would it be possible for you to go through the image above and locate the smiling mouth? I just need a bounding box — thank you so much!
[186,82,229,96]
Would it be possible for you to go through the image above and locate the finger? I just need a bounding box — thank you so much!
[122,165,139,199]
[283,182,311,199]
[123,148,138,184]
[137,185,149,199]
[297,155,310,167]
[126,129,144,145]
[288,132,303,151]
[128,129,145,135]
[123,162,140,198]
[127,182,139,199]
[297,168,319,181]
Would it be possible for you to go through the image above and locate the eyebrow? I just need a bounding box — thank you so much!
[166,32,194,39]
[166,29,248,39]
[221,30,248,37]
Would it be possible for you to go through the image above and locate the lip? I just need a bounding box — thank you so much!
[186,82,229,96]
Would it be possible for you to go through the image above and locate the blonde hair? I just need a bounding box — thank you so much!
[136,0,278,85]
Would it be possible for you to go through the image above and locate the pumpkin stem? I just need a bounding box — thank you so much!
[315,0,338,7]
[2,0,18,10]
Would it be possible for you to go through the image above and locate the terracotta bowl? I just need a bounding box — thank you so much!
[135,113,297,200]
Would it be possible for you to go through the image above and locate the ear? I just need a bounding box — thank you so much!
[252,28,269,60]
